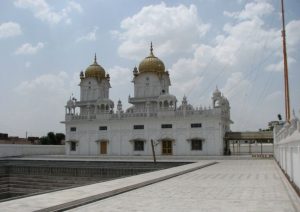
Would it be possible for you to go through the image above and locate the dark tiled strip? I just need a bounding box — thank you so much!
[36,162,217,212]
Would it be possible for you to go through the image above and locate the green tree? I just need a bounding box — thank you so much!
[40,132,65,145]
[47,132,57,144]
[55,133,65,145]
[40,136,50,145]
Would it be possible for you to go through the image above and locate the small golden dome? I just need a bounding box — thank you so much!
[138,43,165,74]
[85,54,106,79]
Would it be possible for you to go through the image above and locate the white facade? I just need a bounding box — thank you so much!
[274,110,300,190]
[63,45,232,156]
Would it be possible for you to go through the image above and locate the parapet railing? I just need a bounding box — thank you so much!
[66,106,223,120]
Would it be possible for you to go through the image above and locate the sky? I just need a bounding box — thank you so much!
[0,0,299,138]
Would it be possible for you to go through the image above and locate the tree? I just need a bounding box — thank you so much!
[40,136,50,145]
[47,132,57,144]
[55,133,65,144]
[40,132,65,145]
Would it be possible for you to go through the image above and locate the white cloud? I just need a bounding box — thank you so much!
[168,1,279,106]
[222,72,252,98]
[0,22,22,39]
[114,2,210,60]
[76,26,98,42]
[108,66,131,86]
[265,20,300,72]
[166,0,295,131]
[224,0,274,20]
[15,42,44,55]
[15,72,68,94]
[12,72,79,136]
[265,57,296,72]
[286,20,300,48]
[14,0,82,24]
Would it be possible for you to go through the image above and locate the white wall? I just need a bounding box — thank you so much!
[65,112,227,156]
[274,116,300,191]
[0,144,64,157]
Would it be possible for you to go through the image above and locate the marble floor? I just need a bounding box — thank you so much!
[69,160,300,212]
[0,159,299,212]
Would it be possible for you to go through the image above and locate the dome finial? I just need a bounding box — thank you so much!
[94,53,97,64]
[150,42,153,55]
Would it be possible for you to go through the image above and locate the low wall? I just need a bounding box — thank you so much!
[0,145,64,157]
[274,114,300,192]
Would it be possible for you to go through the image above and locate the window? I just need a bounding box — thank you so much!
[191,139,202,150]
[99,126,107,131]
[70,142,76,151]
[134,140,144,151]
[191,123,202,128]
[70,127,76,132]
[161,124,172,129]
[133,125,144,130]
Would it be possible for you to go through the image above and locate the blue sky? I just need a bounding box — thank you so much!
[0,0,299,137]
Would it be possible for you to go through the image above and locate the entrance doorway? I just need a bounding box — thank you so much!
[162,140,172,155]
[100,141,107,154]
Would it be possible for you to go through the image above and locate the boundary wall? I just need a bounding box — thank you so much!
[0,145,64,157]
[274,114,300,193]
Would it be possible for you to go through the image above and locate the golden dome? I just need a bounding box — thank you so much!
[138,43,165,74]
[85,54,106,79]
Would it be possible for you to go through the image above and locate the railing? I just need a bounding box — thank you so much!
[65,106,221,120]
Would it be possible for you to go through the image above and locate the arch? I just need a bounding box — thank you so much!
[163,100,169,107]
[100,104,105,110]
[214,99,221,107]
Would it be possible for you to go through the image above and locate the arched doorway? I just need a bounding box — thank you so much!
[162,139,173,155]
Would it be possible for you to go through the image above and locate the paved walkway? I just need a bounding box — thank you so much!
[0,160,299,211]
[69,160,300,212]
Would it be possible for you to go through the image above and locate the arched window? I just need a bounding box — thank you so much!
[215,100,221,107]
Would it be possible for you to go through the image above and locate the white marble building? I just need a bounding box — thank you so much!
[63,44,232,156]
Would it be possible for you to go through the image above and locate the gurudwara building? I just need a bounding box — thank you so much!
[63,44,232,156]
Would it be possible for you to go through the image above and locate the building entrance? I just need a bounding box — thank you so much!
[100,141,107,154]
[162,140,172,155]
